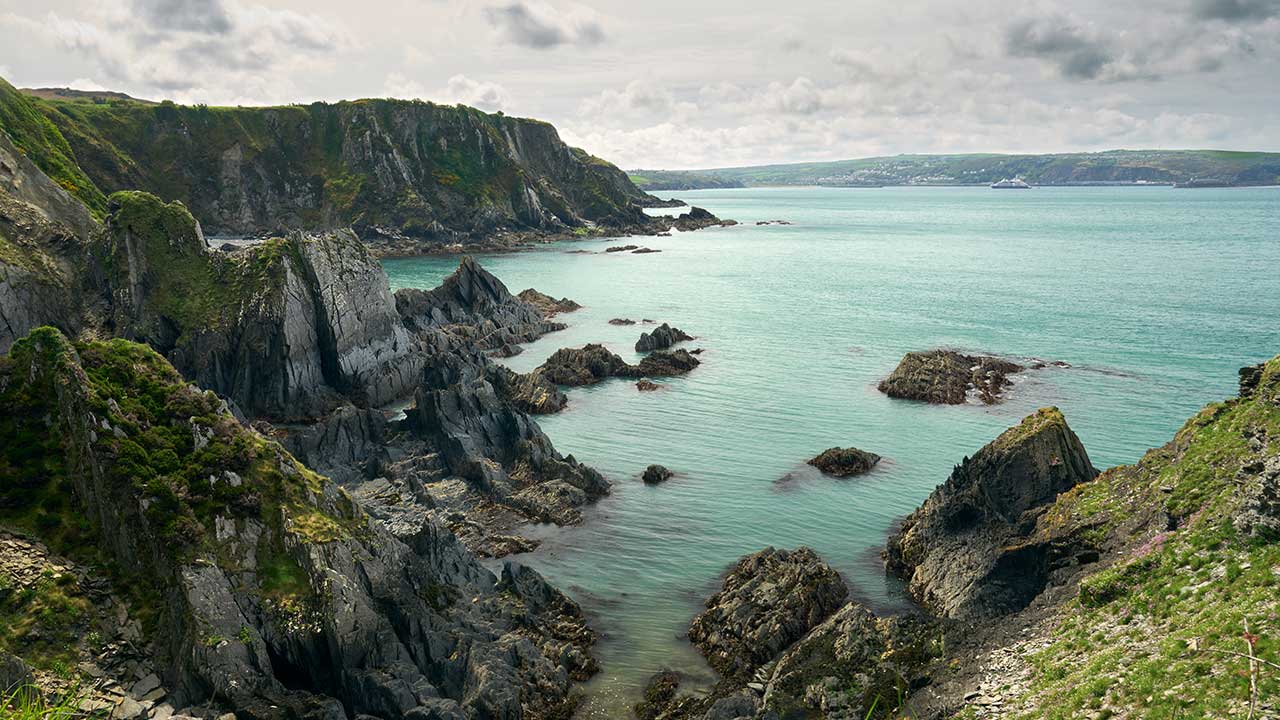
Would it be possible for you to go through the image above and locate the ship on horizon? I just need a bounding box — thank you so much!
[991,177,1032,189]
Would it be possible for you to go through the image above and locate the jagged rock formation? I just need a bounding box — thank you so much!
[0,328,596,719]
[408,345,608,526]
[0,132,93,352]
[878,350,1024,404]
[635,323,693,352]
[885,407,1097,618]
[688,547,848,680]
[396,256,566,351]
[807,447,881,477]
[92,191,423,421]
[537,344,701,386]
[517,288,581,318]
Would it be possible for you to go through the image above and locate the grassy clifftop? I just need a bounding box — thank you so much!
[982,359,1280,718]
[0,76,652,244]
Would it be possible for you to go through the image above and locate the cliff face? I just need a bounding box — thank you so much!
[885,407,1097,618]
[0,77,654,247]
[0,132,94,351]
[0,328,597,719]
[92,191,422,420]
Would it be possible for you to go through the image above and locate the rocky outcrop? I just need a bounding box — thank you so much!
[537,344,633,385]
[635,349,701,377]
[636,323,693,352]
[759,604,936,719]
[396,256,565,351]
[885,407,1097,618]
[879,349,1025,404]
[608,318,636,325]
[491,366,568,415]
[537,344,701,386]
[0,132,93,352]
[688,547,847,680]
[673,206,737,231]
[92,192,423,421]
[409,348,609,526]
[0,328,596,720]
[517,288,581,318]
[642,465,673,485]
[807,447,881,477]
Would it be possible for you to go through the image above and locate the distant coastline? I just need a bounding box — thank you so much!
[631,149,1280,190]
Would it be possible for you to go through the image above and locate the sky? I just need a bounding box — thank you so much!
[1,0,1277,169]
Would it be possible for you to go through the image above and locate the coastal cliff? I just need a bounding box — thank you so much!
[0,328,595,719]
[0,77,663,251]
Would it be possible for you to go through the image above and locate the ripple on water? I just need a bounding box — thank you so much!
[381,186,1280,717]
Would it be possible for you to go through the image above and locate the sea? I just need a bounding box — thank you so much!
[381,185,1280,716]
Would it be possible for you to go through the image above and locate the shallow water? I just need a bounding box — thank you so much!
[382,186,1280,716]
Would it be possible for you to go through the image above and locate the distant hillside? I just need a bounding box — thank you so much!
[0,77,656,246]
[20,87,156,104]
[628,170,744,191]
[634,150,1280,189]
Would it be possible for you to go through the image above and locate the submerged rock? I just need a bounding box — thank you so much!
[636,379,663,392]
[642,465,673,485]
[608,317,637,325]
[518,287,582,318]
[879,349,1025,404]
[632,247,661,254]
[605,244,640,253]
[884,407,1097,618]
[688,547,847,680]
[807,447,881,477]
[635,322,694,352]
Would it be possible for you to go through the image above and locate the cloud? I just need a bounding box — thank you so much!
[578,79,696,124]
[133,0,232,34]
[1,2,349,99]
[1190,0,1280,21]
[484,1,604,49]
[440,74,510,111]
[1004,14,1116,79]
[383,73,510,112]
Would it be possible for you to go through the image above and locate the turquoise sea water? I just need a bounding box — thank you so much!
[383,186,1280,716]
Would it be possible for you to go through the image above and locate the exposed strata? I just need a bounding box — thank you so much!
[0,328,597,719]
[879,349,1025,404]
[537,343,701,386]
[636,322,693,352]
[396,255,566,351]
[0,132,94,353]
[885,407,1097,618]
[688,547,847,680]
[807,446,882,477]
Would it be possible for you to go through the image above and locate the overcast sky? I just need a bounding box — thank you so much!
[1,0,1277,169]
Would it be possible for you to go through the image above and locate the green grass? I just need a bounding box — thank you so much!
[1009,356,1280,718]
[0,685,87,720]
[0,78,106,215]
